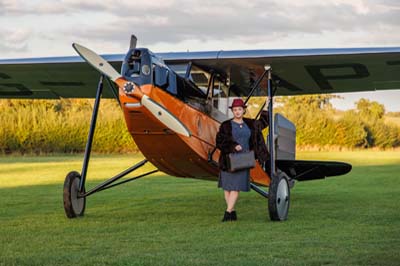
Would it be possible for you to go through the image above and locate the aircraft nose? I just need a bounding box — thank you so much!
[123,82,135,94]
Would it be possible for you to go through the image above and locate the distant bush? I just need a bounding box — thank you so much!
[365,120,400,148]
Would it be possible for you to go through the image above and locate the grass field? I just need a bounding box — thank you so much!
[0,151,399,266]
[385,115,400,127]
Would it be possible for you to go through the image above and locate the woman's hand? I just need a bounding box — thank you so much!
[263,97,271,110]
[235,145,242,152]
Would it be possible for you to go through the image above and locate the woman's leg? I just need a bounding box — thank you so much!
[227,191,239,212]
[221,190,232,222]
[224,190,230,207]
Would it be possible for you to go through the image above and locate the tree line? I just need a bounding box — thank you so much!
[275,95,400,149]
[0,96,399,154]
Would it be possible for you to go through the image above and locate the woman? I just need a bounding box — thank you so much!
[216,98,270,222]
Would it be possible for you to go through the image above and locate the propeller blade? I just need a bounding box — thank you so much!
[73,43,190,137]
[130,35,137,50]
[141,95,191,137]
[72,43,121,82]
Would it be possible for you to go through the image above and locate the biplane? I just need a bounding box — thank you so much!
[1,35,399,221]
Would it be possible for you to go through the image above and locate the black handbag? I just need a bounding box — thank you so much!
[227,150,256,172]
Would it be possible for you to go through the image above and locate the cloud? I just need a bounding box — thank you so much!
[1,0,400,57]
[0,28,30,52]
[54,0,400,49]
[0,0,177,15]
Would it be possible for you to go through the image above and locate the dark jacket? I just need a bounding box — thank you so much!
[216,110,269,171]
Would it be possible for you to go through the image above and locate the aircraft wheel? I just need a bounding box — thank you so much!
[268,171,290,221]
[63,171,86,218]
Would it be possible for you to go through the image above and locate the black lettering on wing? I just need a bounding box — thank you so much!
[0,73,11,79]
[40,81,85,86]
[0,72,33,96]
[272,74,303,92]
[0,83,33,96]
[387,61,400,65]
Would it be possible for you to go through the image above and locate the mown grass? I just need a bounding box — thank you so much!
[0,151,399,266]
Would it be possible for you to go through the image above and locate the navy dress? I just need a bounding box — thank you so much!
[218,120,251,192]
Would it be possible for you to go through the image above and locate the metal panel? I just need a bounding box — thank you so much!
[274,113,296,160]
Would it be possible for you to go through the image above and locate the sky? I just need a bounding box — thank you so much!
[1,0,400,111]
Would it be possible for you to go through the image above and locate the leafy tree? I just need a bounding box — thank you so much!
[276,94,348,147]
[354,98,400,148]
[356,98,385,121]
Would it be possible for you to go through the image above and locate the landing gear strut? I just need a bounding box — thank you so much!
[62,75,158,218]
[265,65,290,221]
[247,65,291,221]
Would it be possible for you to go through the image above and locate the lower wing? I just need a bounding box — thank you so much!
[276,160,352,181]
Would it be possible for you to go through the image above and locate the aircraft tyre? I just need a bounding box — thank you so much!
[268,171,290,221]
[63,171,86,218]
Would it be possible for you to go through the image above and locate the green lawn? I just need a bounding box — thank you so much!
[0,151,399,266]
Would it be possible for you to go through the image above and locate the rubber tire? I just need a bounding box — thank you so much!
[268,171,290,221]
[63,171,86,218]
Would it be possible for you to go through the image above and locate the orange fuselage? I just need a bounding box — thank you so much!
[117,83,271,186]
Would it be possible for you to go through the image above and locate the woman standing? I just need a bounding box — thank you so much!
[216,98,270,222]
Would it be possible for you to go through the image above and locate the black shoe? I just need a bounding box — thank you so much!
[230,211,237,221]
[221,211,231,222]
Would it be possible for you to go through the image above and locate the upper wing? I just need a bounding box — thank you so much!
[160,47,400,96]
[0,55,123,99]
[1,47,400,99]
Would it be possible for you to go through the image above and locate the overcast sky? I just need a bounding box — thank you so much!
[1,0,399,111]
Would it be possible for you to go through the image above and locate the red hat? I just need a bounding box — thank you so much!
[229,98,247,109]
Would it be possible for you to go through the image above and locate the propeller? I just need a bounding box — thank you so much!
[73,43,121,82]
[72,43,191,137]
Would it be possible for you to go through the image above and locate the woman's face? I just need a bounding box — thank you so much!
[232,106,245,119]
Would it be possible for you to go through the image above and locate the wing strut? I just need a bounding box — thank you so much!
[243,66,269,106]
